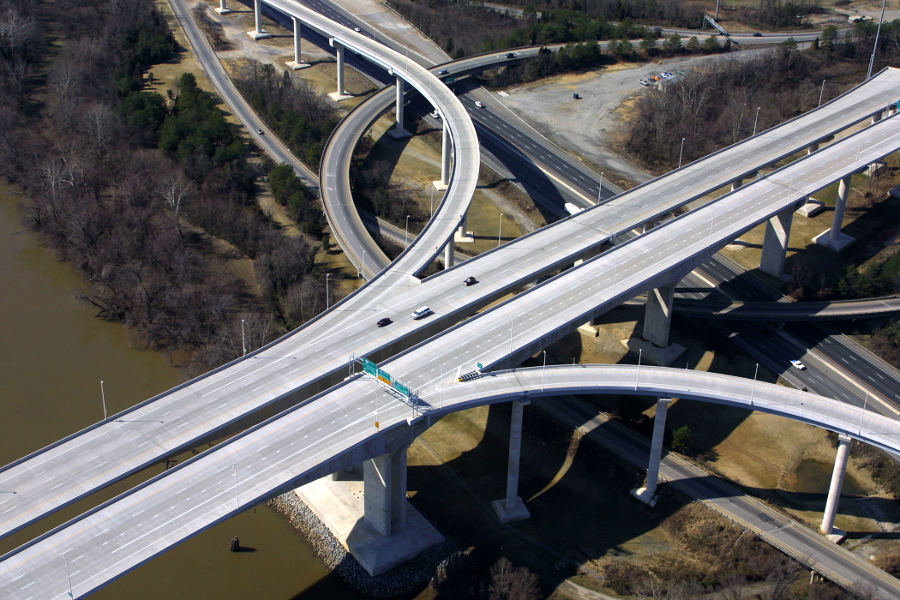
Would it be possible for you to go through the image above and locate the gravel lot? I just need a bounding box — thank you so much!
[496,48,775,185]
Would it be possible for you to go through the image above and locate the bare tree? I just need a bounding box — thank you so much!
[487,557,542,600]
[158,172,192,244]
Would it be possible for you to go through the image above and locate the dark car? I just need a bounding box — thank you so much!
[376,317,392,327]
[438,68,449,75]
[506,52,515,59]
[464,276,477,286]
[753,32,763,37]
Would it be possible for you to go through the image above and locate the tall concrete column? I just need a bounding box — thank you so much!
[759,206,794,278]
[493,399,531,523]
[731,178,743,192]
[631,398,673,506]
[387,76,410,138]
[443,240,454,268]
[814,174,855,251]
[807,142,819,155]
[434,119,451,190]
[889,105,897,117]
[820,434,852,537]
[363,444,411,537]
[643,283,676,348]
[215,0,232,15]
[327,41,351,101]
[872,111,883,125]
[246,0,271,39]
[286,18,310,70]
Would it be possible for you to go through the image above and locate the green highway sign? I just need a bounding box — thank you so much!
[394,381,410,397]
[362,358,377,376]
[377,369,392,385]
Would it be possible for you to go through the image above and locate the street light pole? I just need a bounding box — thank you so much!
[678,138,685,168]
[430,187,434,217]
[325,273,331,310]
[362,250,366,281]
[498,213,503,247]
[818,79,826,107]
[405,215,410,245]
[233,465,239,510]
[100,380,107,421]
[241,319,246,356]
[542,350,546,391]
[598,172,604,202]
[752,107,761,136]
[867,0,888,80]
[65,554,74,600]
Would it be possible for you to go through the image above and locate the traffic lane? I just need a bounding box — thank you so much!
[786,323,900,410]
[725,321,869,408]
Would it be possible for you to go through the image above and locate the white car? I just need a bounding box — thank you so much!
[474,101,485,108]
[430,110,441,119]
[639,79,650,86]
[354,27,361,32]
[790,359,807,370]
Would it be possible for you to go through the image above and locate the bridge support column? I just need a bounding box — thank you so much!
[626,283,685,366]
[807,142,819,155]
[387,76,411,139]
[759,206,794,279]
[493,399,531,523]
[327,41,352,101]
[872,111,883,125]
[813,175,855,251]
[731,179,743,192]
[631,398,673,506]
[889,105,897,117]
[820,434,852,540]
[443,240,454,268]
[455,212,473,242]
[286,18,310,70]
[434,119,451,191]
[215,0,231,15]
[363,444,411,537]
[246,0,271,39]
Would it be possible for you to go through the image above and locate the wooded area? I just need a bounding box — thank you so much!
[0,0,332,376]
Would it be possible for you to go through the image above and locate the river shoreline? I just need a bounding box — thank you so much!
[269,491,453,598]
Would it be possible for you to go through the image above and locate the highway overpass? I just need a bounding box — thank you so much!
[3,362,900,599]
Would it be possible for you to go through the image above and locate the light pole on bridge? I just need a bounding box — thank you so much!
[326,273,332,310]
[752,107,761,137]
[498,213,504,247]
[678,138,685,168]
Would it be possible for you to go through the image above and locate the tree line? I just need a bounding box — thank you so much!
[0,0,335,377]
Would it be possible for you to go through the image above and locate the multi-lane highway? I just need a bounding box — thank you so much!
[3,2,900,595]
[3,362,900,600]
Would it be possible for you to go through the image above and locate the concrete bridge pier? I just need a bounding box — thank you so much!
[286,18,310,70]
[363,444,411,536]
[872,111,883,125]
[813,174,856,251]
[387,76,410,139]
[455,212,473,242]
[807,142,819,155]
[759,205,795,279]
[443,239,455,268]
[246,0,271,39]
[820,434,852,541]
[493,398,531,523]
[434,119,451,190]
[627,283,685,366]
[731,178,743,192]
[631,398,673,506]
[328,40,352,101]
[889,104,897,117]
[215,0,231,15]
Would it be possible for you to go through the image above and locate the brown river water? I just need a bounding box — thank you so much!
[0,184,364,599]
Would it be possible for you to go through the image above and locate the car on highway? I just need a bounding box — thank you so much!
[354,27,361,32]
[753,32,762,36]
[505,52,515,59]
[790,359,807,370]
[376,317,392,327]
[430,110,441,119]
[256,128,264,135]
[438,68,449,75]
[464,276,477,286]
[412,306,432,320]
[475,101,485,108]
